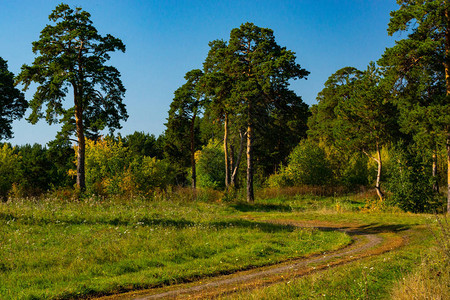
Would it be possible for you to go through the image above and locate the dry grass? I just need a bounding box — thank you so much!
[256,185,374,200]
[391,254,450,300]
[391,215,450,300]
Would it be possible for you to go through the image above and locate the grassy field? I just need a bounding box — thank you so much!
[0,191,350,299]
[0,189,447,299]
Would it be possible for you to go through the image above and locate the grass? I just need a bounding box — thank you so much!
[221,226,430,299]
[216,191,442,300]
[0,194,350,299]
[0,188,447,299]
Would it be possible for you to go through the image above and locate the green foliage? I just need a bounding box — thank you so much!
[380,0,450,210]
[130,156,176,193]
[14,144,60,196]
[309,64,399,200]
[255,90,310,177]
[0,142,76,199]
[266,165,293,188]
[288,140,333,186]
[196,140,225,189]
[16,3,127,190]
[122,131,164,159]
[83,138,131,195]
[268,140,333,187]
[164,69,205,186]
[386,144,439,213]
[0,57,27,140]
[46,140,76,188]
[308,67,362,143]
[340,153,369,188]
[0,144,21,200]
[200,23,309,201]
[17,3,127,140]
[82,137,177,196]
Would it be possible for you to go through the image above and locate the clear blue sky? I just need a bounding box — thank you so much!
[1,0,400,146]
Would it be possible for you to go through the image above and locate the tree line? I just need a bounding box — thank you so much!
[0,2,449,212]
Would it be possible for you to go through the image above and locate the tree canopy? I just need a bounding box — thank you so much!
[380,0,450,211]
[202,22,309,202]
[0,57,27,140]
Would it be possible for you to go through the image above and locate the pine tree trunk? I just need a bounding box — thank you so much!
[247,118,254,203]
[447,133,450,213]
[432,147,439,193]
[224,114,229,191]
[190,114,197,189]
[75,93,86,192]
[75,45,86,192]
[445,4,450,213]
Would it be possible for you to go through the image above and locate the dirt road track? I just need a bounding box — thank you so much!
[98,219,406,300]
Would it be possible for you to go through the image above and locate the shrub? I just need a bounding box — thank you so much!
[73,137,177,196]
[130,156,177,194]
[81,138,131,195]
[0,144,21,200]
[268,140,333,187]
[386,144,439,213]
[340,153,369,187]
[196,140,225,189]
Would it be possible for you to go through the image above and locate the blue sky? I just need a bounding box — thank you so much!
[1,0,400,146]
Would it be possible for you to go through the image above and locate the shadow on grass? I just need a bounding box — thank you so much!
[328,223,413,236]
[231,202,293,213]
[1,213,298,233]
[0,212,197,228]
[352,223,412,234]
[210,219,296,233]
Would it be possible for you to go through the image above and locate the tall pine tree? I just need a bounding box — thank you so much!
[17,4,127,191]
[382,0,450,211]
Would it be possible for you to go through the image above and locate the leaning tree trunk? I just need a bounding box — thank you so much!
[190,113,197,189]
[363,144,384,202]
[230,130,246,189]
[375,144,384,202]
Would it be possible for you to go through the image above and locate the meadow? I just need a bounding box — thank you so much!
[0,188,448,299]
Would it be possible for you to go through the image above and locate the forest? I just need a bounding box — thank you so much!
[0,1,450,299]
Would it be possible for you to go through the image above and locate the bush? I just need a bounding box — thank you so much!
[340,153,369,187]
[80,138,131,195]
[386,144,439,213]
[268,140,333,187]
[76,137,177,196]
[0,144,21,200]
[130,156,177,194]
[196,140,225,189]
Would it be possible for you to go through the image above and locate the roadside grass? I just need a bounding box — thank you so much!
[0,195,350,299]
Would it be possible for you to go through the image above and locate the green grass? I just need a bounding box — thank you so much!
[218,194,439,300]
[222,228,431,299]
[0,195,350,299]
[0,191,444,299]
